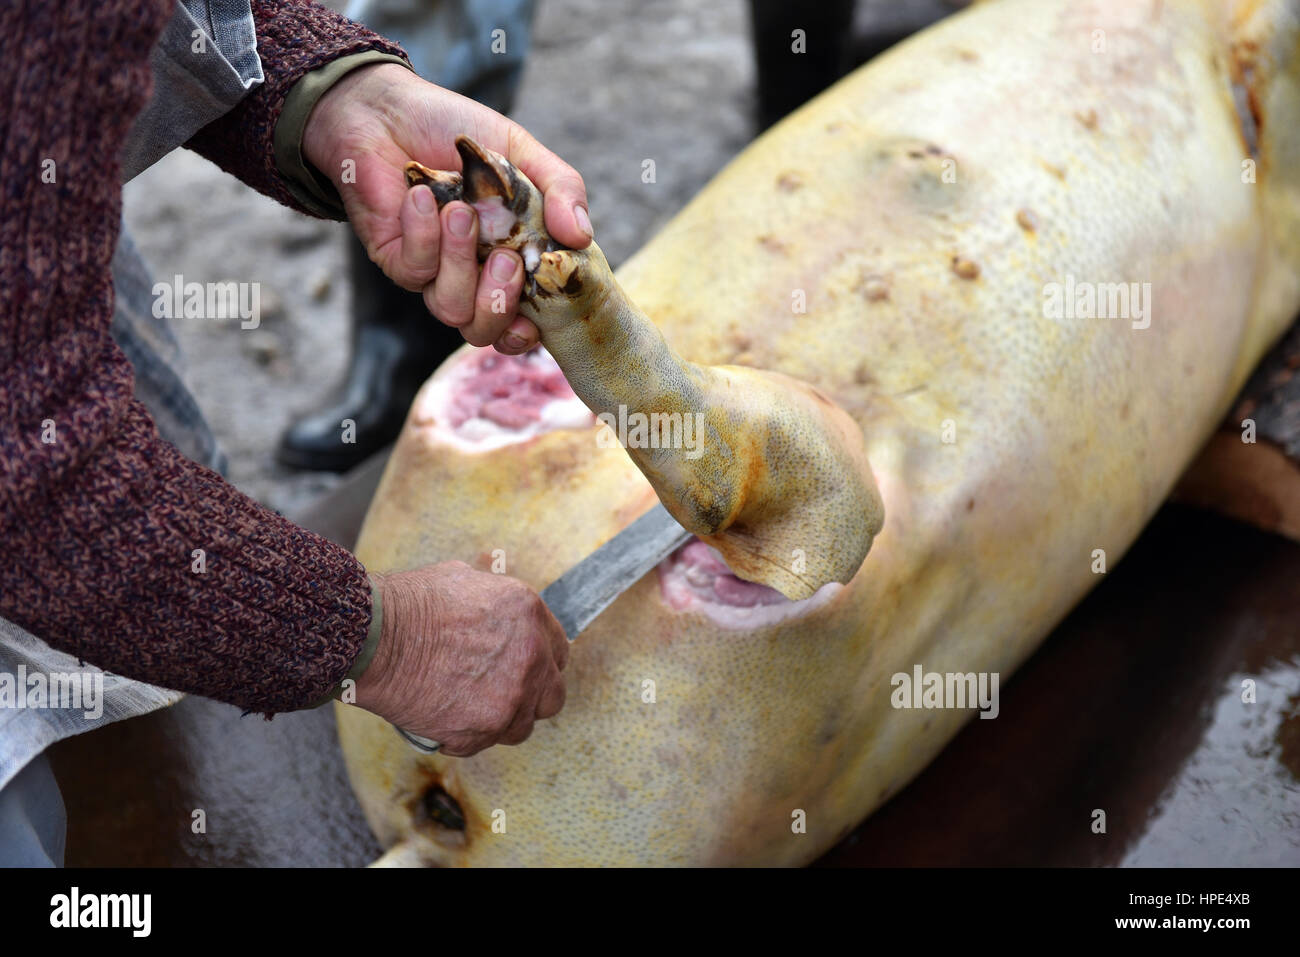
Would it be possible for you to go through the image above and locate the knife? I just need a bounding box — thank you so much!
[394,502,692,754]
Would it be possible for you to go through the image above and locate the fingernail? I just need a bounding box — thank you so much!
[412,186,435,215]
[574,204,592,238]
[505,333,527,350]
[448,206,474,237]
[490,251,517,282]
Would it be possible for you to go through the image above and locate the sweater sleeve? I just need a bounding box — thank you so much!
[0,0,376,715]
[184,0,411,219]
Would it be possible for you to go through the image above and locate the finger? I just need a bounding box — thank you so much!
[534,663,566,721]
[544,176,593,251]
[437,744,482,759]
[497,706,536,747]
[493,317,541,356]
[430,732,482,759]
[540,603,569,672]
[425,201,480,329]
[505,126,592,250]
[395,185,441,291]
[462,250,523,348]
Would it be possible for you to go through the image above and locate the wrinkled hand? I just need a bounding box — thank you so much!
[303,62,592,355]
[355,563,569,757]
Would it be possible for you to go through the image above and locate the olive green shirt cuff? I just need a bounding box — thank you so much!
[274,51,414,221]
[306,577,384,709]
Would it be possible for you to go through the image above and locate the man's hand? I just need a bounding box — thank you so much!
[302,62,592,356]
[355,563,568,757]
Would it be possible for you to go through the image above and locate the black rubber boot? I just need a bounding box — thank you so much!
[748,0,856,130]
[276,235,464,472]
[748,0,962,131]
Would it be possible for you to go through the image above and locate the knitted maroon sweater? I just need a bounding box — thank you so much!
[0,0,407,713]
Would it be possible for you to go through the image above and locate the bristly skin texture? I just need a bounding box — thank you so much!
[407,137,886,599]
[344,0,1300,866]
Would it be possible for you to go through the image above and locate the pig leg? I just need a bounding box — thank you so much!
[407,138,884,599]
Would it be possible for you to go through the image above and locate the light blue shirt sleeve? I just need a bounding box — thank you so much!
[120,0,265,183]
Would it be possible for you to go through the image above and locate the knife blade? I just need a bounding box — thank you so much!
[394,502,692,754]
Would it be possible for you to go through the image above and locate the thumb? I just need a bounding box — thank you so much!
[504,126,593,250]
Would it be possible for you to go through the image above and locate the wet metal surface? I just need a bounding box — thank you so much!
[48,454,1300,865]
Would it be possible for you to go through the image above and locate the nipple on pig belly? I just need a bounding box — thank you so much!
[413,346,595,451]
[658,539,842,629]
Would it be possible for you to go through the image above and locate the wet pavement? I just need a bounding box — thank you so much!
[47,452,1300,867]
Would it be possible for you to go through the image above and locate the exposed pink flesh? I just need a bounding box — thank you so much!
[446,349,579,429]
[665,541,789,607]
[657,539,843,628]
[413,346,594,452]
[473,196,516,242]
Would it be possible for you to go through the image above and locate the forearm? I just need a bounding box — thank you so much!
[0,0,380,714]
[0,351,375,714]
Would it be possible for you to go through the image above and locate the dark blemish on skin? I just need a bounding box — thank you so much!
[777,171,804,192]
[853,362,875,386]
[891,383,927,398]
[925,144,944,156]
[954,47,979,63]
[1229,42,1262,159]
[758,235,787,255]
[1075,108,1098,131]
[1120,401,1131,421]
[1040,160,1066,181]
[421,785,466,831]
[695,499,731,535]
[859,274,890,302]
[966,498,975,511]
[1016,208,1038,232]
[561,270,583,296]
[907,148,925,159]
[952,256,980,280]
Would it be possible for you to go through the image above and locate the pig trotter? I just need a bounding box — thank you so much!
[406,138,884,598]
